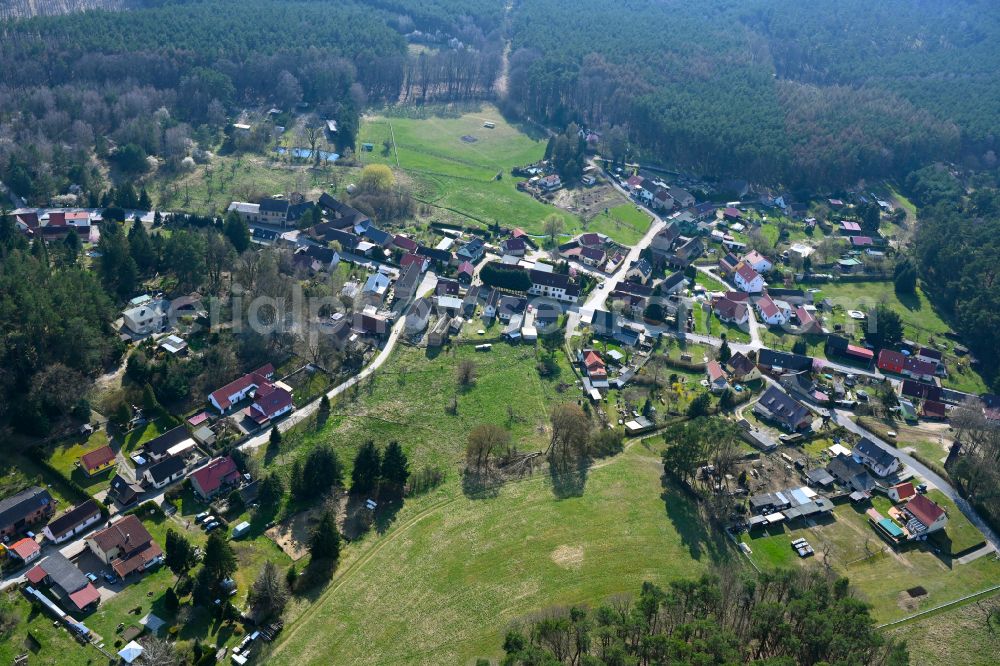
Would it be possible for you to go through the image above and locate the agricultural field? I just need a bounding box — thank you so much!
[267,445,731,665]
[741,502,1000,622]
[357,106,623,241]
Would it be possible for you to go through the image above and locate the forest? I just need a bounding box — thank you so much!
[505,0,1000,189]
[3,0,1000,201]
[501,569,908,665]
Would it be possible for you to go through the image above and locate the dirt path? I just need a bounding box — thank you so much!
[494,1,514,96]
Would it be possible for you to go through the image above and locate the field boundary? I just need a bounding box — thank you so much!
[877,584,1000,629]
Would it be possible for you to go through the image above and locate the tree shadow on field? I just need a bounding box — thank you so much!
[549,455,589,499]
[660,475,728,563]
[462,467,503,499]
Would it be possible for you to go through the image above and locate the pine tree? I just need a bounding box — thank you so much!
[351,441,382,495]
[138,187,152,211]
[269,426,282,451]
[380,441,409,494]
[309,511,341,561]
[202,531,237,582]
[164,586,180,614]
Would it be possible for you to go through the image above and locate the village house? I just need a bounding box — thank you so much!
[578,246,606,267]
[876,350,937,382]
[649,222,680,265]
[319,192,370,230]
[581,349,607,383]
[901,379,943,402]
[143,425,196,463]
[753,386,812,432]
[726,352,760,382]
[361,272,391,304]
[501,237,527,257]
[80,445,116,476]
[755,293,789,326]
[667,237,703,268]
[8,537,41,564]
[852,438,900,477]
[528,270,580,303]
[122,299,169,336]
[405,297,433,334]
[457,238,485,263]
[26,552,100,613]
[625,258,652,285]
[888,482,916,503]
[827,454,875,493]
[902,494,948,535]
[757,349,813,374]
[42,500,102,544]
[457,261,475,284]
[742,250,773,273]
[718,252,740,278]
[825,335,875,366]
[660,271,688,296]
[733,261,765,293]
[87,515,163,581]
[189,456,242,501]
[706,361,729,393]
[427,315,452,347]
[394,262,423,303]
[793,306,822,334]
[107,474,145,507]
[713,293,749,325]
[208,364,276,413]
[393,234,419,253]
[142,456,187,490]
[669,186,695,207]
[0,486,56,538]
[538,174,562,191]
[227,201,262,225]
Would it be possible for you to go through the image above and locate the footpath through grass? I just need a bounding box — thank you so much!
[268,445,731,665]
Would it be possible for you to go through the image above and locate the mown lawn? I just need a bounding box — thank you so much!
[925,489,986,556]
[742,503,1000,622]
[583,203,652,245]
[46,430,115,492]
[267,445,732,665]
[123,418,173,452]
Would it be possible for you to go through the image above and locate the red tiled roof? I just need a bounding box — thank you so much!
[191,456,240,496]
[921,400,947,418]
[81,445,115,472]
[757,295,779,318]
[400,253,425,270]
[458,261,474,275]
[892,482,916,500]
[209,364,275,410]
[707,361,726,382]
[851,236,874,246]
[723,206,742,218]
[9,538,40,560]
[111,542,163,579]
[734,261,760,284]
[47,211,66,226]
[579,233,602,247]
[393,234,418,251]
[846,344,874,360]
[16,212,39,228]
[584,350,604,370]
[251,383,293,420]
[26,564,47,584]
[841,221,861,231]
[906,494,946,527]
[714,297,748,321]
[68,582,101,610]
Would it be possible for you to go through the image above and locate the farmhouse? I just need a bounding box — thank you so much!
[42,500,102,544]
[80,445,116,476]
[189,456,241,501]
[0,486,56,538]
[87,515,163,581]
[753,386,811,432]
[852,438,900,477]
[755,293,789,326]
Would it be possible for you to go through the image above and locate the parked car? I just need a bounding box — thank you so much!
[103,572,117,583]
[86,572,98,583]
[200,515,215,528]
[195,511,211,524]
[204,521,221,532]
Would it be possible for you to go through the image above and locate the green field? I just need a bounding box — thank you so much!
[582,203,652,245]
[742,503,1000,622]
[268,343,575,477]
[356,106,612,241]
[45,431,114,492]
[0,590,96,666]
[268,445,730,665]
